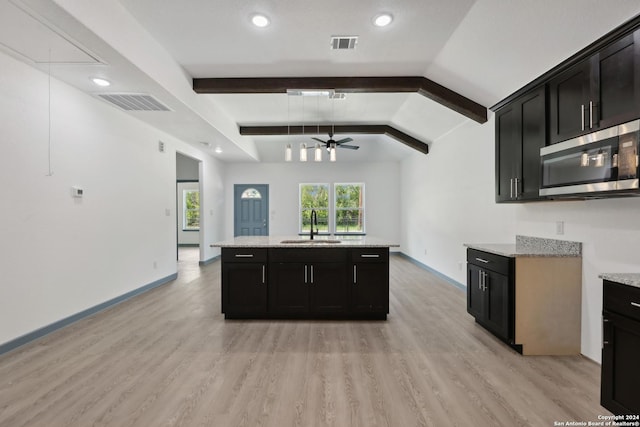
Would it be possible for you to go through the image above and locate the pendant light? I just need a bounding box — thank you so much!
[285,94,292,161]
[299,96,307,161]
[329,142,337,162]
[314,143,322,161]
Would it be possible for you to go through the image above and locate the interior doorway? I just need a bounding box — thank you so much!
[234,184,269,236]
[176,153,202,262]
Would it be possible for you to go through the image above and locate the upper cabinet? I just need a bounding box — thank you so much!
[549,29,640,144]
[495,86,546,202]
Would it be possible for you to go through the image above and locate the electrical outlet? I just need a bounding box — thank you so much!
[556,221,565,235]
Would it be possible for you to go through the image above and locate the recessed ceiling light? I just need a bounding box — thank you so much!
[214,146,223,154]
[251,14,270,27]
[373,13,393,27]
[91,77,111,87]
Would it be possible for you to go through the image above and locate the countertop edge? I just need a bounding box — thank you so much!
[599,273,640,289]
[464,243,582,258]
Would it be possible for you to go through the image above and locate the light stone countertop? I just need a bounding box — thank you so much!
[599,273,640,289]
[211,235,400,248]
[464,235,582,258]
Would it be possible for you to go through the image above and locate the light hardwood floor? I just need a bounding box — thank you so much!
[0,249,608,426]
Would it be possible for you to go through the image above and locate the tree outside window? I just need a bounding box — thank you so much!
[299,184,329,233]
[183,190,200,230]
[335,183,364,234]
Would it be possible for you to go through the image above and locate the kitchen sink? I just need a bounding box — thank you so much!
[280,239,342,244]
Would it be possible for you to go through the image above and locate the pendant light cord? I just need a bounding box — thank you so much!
[46,49,54,176]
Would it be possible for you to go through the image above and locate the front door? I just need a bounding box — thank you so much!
[234,184,269,236]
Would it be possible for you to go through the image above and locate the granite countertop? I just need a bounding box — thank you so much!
[599,273,640,289]
[464,235,582,258]
[211,235,400,248]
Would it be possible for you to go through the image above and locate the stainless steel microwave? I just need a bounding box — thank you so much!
[540,120,640,197]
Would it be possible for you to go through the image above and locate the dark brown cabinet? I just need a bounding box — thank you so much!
[495,86,546,202]
[350,248,389,314]
[466,249,513,343]
[549,29,640,144]
[221,248,268,315]
[601,280,640,415]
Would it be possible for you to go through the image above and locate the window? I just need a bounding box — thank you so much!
[299,184,329,233]
[241,188,262,199]
[334,183,365,234]
[183,189,200,230]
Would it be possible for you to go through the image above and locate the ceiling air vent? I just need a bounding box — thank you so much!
[330,36,358,50]
[96,93,170,111]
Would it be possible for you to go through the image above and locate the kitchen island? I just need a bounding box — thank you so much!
[212,236,399,319]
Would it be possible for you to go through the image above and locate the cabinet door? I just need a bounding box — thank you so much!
[519,87,546,200]
[601,311,640,415]
[549,61,592,143]
[351,262,389,313]
[597,30,640,129]
[495,105,520,202]
[223,262,267,314]
[310,262,348,313]
[269,262,309,314]
[484,270,510,341]
[467,264,484,319]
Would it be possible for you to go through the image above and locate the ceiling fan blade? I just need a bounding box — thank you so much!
[334,137,353,145]
[339,144,360,150]
[311,137,326,144]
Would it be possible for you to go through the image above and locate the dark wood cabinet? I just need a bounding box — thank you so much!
[350,248,389,314]
[549,29,640,144]
[466,249,513,343]
[221,248,268,315]
[601,280,640,415]
[222,246,389,319]
[495,86,546,202]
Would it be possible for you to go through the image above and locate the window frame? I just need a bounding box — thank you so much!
[333,182,365,235]
[298,183,331,235]
[182,188,200,231]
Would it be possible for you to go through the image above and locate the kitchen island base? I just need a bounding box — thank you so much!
[217,240,393,320]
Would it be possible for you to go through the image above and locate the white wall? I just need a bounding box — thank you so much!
[0,50,225,346]
[401,113,640,363]
[515,198,640,362]
[223,162,401,243]
[400,117,516,284]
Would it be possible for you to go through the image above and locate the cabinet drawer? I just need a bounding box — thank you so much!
[467,249,511,275]
[269,248,347,263]
[222,248,268,263]
[604,280,640,322]
[351,248,389,262]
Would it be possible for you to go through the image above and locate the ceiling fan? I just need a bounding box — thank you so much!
[310,131,359,151]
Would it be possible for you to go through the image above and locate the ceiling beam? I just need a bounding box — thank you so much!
[193,76,487,124]
[239,124,429,154]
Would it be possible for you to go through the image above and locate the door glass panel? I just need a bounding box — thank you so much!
[241,188,262,199]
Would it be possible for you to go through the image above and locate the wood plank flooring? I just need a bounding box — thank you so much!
[0,249,609,426]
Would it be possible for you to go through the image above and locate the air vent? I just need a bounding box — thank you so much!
[330,36,358,50]
[96,93,170,111]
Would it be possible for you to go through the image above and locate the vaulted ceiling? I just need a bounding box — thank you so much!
[2,0,640,162]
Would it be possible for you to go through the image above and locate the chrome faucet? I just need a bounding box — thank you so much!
[310,209,318,240]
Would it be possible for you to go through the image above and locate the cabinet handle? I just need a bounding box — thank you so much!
[475,258,490,264]
[262,265,265,284]
[514,178,519,198]
[361,254,380,258]
[304,265,308,284]
[310,265,314,284]
[478,270,482,289]
[631,302,640,308]
[581,104,585,131]
[353,265,357,284]
[589,101,593,129]
[510,178,514,198]
[235,254,254,258]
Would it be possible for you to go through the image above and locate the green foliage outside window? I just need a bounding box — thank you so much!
[335,184,364,233]
[300,184,329,233]
[184,190,200,230]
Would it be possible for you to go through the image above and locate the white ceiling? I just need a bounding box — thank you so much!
[2,0,640,163]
